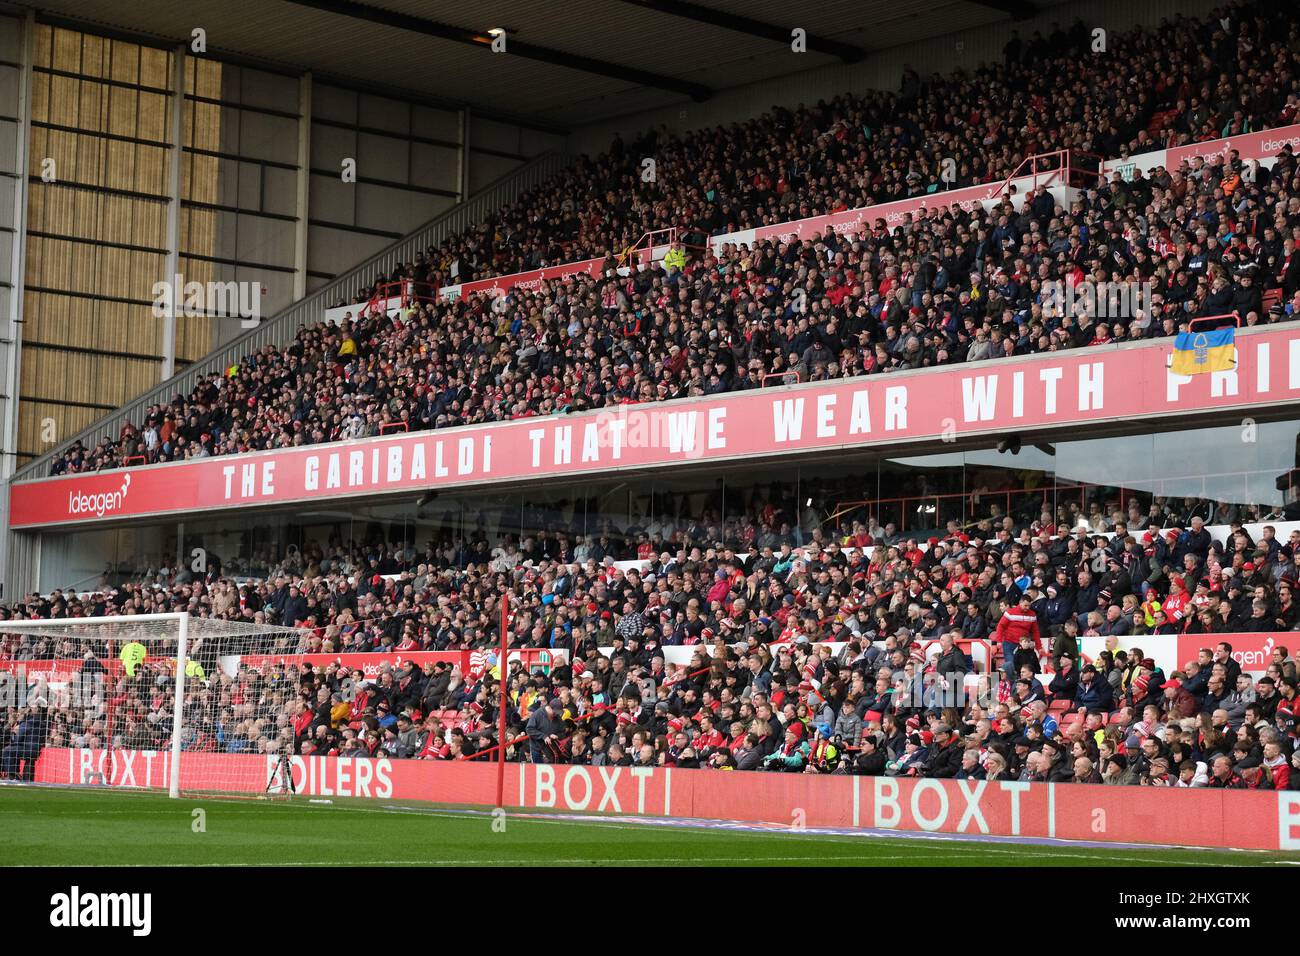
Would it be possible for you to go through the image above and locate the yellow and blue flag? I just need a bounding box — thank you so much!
[1171,326,1235,375]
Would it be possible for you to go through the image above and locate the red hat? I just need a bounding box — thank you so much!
[667,717,685,734]
[1164,678,1182,691]
[864,709,883,724]
[920,730,934,745]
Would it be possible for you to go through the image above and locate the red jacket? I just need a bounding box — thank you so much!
[994,608,1042,651]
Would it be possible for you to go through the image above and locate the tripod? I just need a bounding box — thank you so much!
[264,751,297,797]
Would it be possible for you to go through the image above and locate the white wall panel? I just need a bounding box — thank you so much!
[307,170,354,223]
[472,115,524,155]
[356,129,410,183]
[229,65,299,114]
[309,121,356,168]
[306,224,393,284]
[261,164,298,218]
[409,141,460,192]
[358,91,409,134]
[311,82,357,123]
[236,109,298,165]
[411,103,460,142]
[469,151,519,194]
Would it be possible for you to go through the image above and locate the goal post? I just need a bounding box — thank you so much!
[0,613,309,798]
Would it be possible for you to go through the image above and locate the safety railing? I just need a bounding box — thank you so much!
[16,150,575,480]
[361,280,439,318]
[978,149,1071,200]
[762,369,802,388]
[617,227,677,266]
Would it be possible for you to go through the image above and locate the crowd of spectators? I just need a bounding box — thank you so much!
[5,483,1300,788]
[46,1,1300,475]
[8,0,1300,799]
[328,0,1299,292]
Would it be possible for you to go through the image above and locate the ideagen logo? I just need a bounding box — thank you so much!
[49,885,151,936]
[1260,136,1300,153]
[68,474,132,518]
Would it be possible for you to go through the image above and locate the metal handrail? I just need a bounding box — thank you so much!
[16,150,575,480]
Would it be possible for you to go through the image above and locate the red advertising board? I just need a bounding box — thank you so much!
[716,126,1300,253]
[1,648,564,686]
[12,325,1300,529]
[1164,126,1300,167]
[1174,632,1291,678]
[230,650,476,679]
[225,648,562,681]
[30,748,1294,850]
[0,658,117,680]
[439,245,662,303]
[731,173,1062,247]
[1101,124,1300,180]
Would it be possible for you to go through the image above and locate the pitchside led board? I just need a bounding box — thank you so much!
[10,324,1300,529]
[28,749,1300,850]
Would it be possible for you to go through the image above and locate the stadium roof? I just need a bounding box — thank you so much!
[28,0,1067,131]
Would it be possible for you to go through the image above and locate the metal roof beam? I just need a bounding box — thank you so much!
[964,0,1038,20]
[611,0,866,64]
[280,0,713,101]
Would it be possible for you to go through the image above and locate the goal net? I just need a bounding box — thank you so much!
[0,613,311,798]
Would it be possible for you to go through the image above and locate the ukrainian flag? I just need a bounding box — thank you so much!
[1171,326,1235,375]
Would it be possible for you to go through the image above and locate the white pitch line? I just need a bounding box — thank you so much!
[0,788,1277,866]
[324,803,1234,866]
[7,855,929,867]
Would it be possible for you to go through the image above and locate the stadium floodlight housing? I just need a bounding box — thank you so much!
[0,613,308,798]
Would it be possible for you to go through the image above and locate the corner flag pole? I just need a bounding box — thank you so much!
[495,590,508,809]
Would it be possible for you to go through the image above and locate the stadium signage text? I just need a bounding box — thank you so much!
[31,748,1300,851]
[1101,124,1300,182]
[65,474,130,518]
[11,327,1300,528]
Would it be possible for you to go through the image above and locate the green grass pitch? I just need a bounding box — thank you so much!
[2,785,1298,867]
